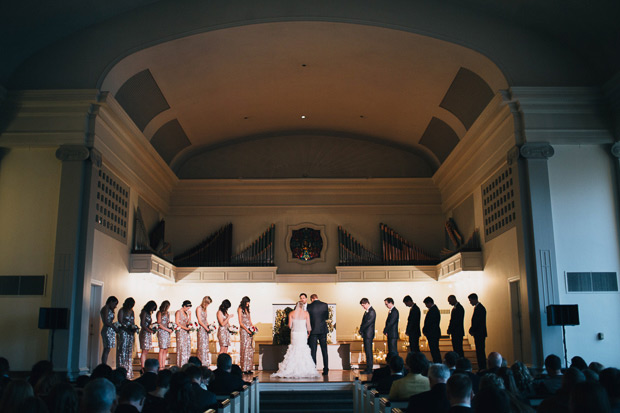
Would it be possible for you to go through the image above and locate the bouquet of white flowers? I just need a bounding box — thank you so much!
[228,325,239,335]
[249,325,258,336]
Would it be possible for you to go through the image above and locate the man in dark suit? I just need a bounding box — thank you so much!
[406,363,450,413]
[210,353,248,395]
[185,364,218,411]
[447,295,465,358]
[423,296,441,363]
[307,293,329,375]
[403,295,421,353]
[133,358,159,392]
[383,297,399,355]
[359,297,376,374]
[446,373,473,412]
[468,293,487,371]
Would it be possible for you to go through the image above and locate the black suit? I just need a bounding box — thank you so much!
[447,302,465,357]
[448,406,473,413]
[469,303,487,370]
[360,306,376,372]
[405,303,421,352]
[406,382,450,413]
[307,299,329,372]
[133,371,158,392]
[209,369,247,395]
[190,382,218,411]
[423,304,441,363]
[383,306,399,355]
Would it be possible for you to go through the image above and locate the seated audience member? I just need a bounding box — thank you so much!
[90,364,113,381]
[570,356,588,371]
[187,356,202,367]
[164,372,194,413]
[18,396,49,413]
[406,363,450,413]
[454,358,479,394]
[569,380,612,413]
[494,369,535,413]
[599,368,620,412]
[33,372,61,400]
[443,352,459,373]
[74,374,90,389]
[230,364,244,378]
[0,357,11,394]
[117,381,146,413]
[28,361,53,390]
[388,352,430,401]
[446,373,473,412]
[473,386,511,413]
[200,366,213,390]
[589,362,605,375]
[371,351,398,384]
[46,382,78,413]
[537,367,585,413]
[535,354,564,396]
[478,352,503,376]
[0,379,34,413]
[185,365,217,412]
[375,355,405,394]
[511,361,535,399]
[111,367,129,391]
[209,354,247,395]
[134,359,159,392]
[81,378,117,413]
[143,369,171,413]
[583,368,600,383]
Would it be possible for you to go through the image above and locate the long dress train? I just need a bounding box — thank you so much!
[272,317,320,378]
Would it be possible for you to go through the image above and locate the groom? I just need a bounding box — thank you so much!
[307,293,329,375]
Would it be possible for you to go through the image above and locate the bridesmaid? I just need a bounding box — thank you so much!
[196,296,212,367]
[175,300,193,367]
[217,299,234,354]
[238,296,256,374]
[117,297,136,378]
[100,296,118,365]
[156,300,173,369]
[139,300,157,370]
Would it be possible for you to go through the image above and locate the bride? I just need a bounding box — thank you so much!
[272,301,321,378]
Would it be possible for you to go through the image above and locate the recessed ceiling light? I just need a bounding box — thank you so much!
[301,64,307,67]
[360,115,365,118]
[301,115,306,119]
[243,116,249,120]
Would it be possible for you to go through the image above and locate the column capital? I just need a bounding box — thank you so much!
[520,143,554,159]
[507,146,521,165]
[55,145,101,166]
[611,142,620,158]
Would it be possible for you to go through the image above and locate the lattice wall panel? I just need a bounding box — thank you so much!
[482,165,516,242]
[95,166,129,243]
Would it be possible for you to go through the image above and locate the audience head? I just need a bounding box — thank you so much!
[187,356,201,368]
[48,382,78,413]
[239,296,251,313]
[468,293,479,306]
[599,367,620,405]
[406,352,430,375]
[473,385,511,413]
[165,372,193,412]
[545,354,562,375]
[455,357,473,372]
[33,371,60,396]
[74,374,90,389]
[447,373,472,407]
[589,362,604,374]
[510,361,534,393]
[19,396,48,413]
[231,364,243,378]
[479,373,505,391]
[583,368,600,383]
[217,353,233,372]
[28,360,53,388]
[200,367,213,386]
[389,356,404,374]
[184,365,202,383]
[200,296,212,309]
[444,351,459,369]
[110,368,128,390]
[423,296,434,308]
[82,378,117,413]
[560,367,586,394]
[144,358,159,373]
[122,297,135,310]
[158,300,170,313]
[487,352,503,369]
[385,351,398,365]
[0,380,34,413]
[156,369,172,391]
[219,299,231,314]
[496,367,519,395]
[403,295,413,306]
[447,295,457,306]
[428,363,451,386]
[570,356,588,371]
[569,381,611,413]
[118,382,146,412]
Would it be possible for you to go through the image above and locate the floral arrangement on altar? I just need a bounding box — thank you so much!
[207,322,217,334]
[326,306,335,344]
[272,307,294,345]
[150,323,159,334]
[228,325,239,335]
[249,325,258,336]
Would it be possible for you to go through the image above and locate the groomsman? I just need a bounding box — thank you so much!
[423,296,442,363]
[359,298,376,374]
[447,295,465,357]
[468,293,487,371]
[403,295,421,352]
[383,297,399,355]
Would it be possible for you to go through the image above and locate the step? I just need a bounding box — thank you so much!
[261,391,353,413]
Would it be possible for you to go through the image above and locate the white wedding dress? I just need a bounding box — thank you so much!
[271,316,320,378]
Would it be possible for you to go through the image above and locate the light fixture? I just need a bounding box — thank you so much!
[301,115,306,119]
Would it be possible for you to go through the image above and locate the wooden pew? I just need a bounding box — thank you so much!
[353,377,361,412]
[379,397,391,413]
[368,389,381,413]
[216,398,231,413]
[229,391,241,413]
[391,409,405,413]
[251,377,260,413]
[239,384,250,413]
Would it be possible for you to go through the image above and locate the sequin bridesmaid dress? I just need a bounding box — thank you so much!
[239,311,254,372]
[101,306,116,349]
[176,310,191,366]
[157,312,171,349]
[116,308,135,378]
[197,309,210,366]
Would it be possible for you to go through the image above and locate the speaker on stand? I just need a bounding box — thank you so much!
[38,308,69,363]
[546,304,579,368]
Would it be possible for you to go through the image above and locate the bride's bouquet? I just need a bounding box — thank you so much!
[149,323,159,334]
[207,322,217,334]
[249,325,258,336]
[228,325,239,335]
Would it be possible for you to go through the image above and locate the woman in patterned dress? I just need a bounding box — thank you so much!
[238,296,256,374]
[139,300,157,370]
[175,300,192,367]
[156,300,173,369]
[217,299,234,354]
[100,296,118,365]
[117,297,136,378]
[196,296,212,367]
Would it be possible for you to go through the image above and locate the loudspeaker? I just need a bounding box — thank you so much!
[38,308,69,330]
[547,304,579,326]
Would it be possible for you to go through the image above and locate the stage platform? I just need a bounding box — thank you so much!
[244,369,369,391]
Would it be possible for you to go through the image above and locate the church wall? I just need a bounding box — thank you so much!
[0,147,61,370]
[548,145,620,367]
